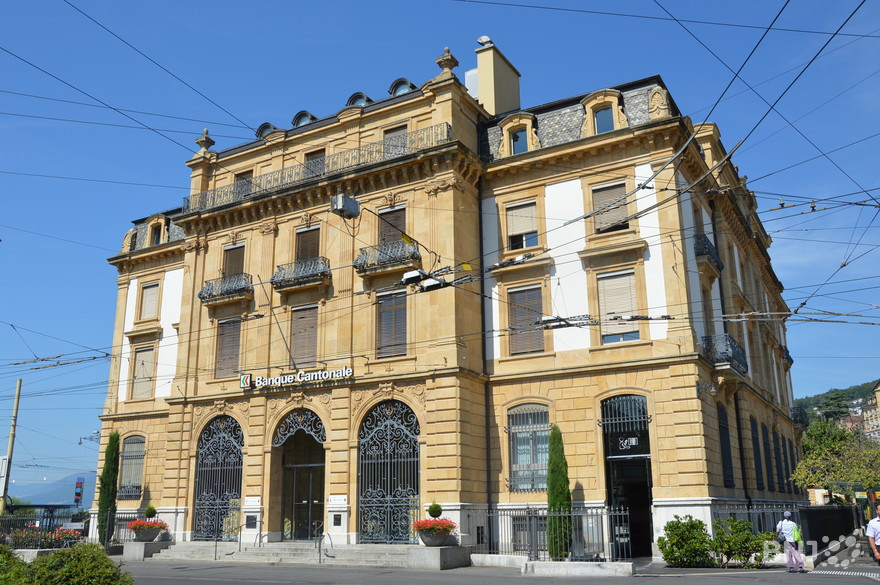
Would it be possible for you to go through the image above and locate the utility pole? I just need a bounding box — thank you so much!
[0,379,22,515]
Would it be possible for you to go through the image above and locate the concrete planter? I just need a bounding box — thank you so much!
[418,530,450,547]
[133,528,162,542]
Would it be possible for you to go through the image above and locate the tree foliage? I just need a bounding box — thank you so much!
[709,518,774,568]
[792,419,880,497]
[546,424,572,561]
[656,515,714,568]
[96,432,119,547]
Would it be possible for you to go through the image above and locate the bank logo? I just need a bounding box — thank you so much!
[240,374,252,389]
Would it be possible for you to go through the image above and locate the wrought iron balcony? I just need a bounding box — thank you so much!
[184,123,453,213]
[694,233,724,272]
[117,484,142,501]
[782,345,794,367]
[791,406,809,428]
[270,257,331,290]
[353,240,421,274]
[700,333,748,375]
[198,273,254,303]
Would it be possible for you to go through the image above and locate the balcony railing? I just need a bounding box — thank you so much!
[782,345,794,367]
[791,406,809,428]
[694,233,724,272]
[353,240,421,273]
[117,484,142,501]
[701,333,748,375]
[270,257,331,289]
[184,123,453,213]
[198,273,254,302]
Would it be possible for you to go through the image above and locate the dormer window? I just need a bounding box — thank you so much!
[511,128,528,155]
[498,112,539,158]
[581,90,628,137]
[150,224,162,247]
[388,78,417,97]
[292,110,317,128]
[346,92,373,107]
[594,107,614,134]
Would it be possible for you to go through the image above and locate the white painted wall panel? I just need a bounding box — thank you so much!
[118,278,137,402]
[545,178,590,351]
[638,164,668,340]
[155,268,183,398]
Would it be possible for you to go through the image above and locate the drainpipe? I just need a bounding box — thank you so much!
[477,175,494,517]
[733,389,752,508]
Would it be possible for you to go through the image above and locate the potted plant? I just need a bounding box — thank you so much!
[144,505,157,519]
[412,516,456,547]
[127,519,168,542]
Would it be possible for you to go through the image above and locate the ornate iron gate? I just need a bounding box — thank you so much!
[193,415,244,541]
[358,400,420,543]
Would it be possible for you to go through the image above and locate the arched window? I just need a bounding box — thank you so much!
[717,404,735,487]
[507,403,550,491]
[119,435,146,500]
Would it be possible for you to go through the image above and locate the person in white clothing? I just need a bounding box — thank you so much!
[776,510,805,573]
[866,503,880,565]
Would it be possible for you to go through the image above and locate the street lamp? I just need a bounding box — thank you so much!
[78,431,100,446]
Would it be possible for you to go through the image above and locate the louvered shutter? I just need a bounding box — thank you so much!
[377,293,406,358]
[223,246,245,276]
[131,346,154,399]
[508,287,544,355]
[598,271,639,338]
[506,202,537,249]
[296,229,320,261]
[291,306,318,368]
[593,184,628,232]
[379,208,405,244]
[139,283,159,320]
[215,319,241,378]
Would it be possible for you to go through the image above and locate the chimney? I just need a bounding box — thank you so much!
[469,37,521,116]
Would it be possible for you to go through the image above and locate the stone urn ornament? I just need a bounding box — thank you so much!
[127,519,168,542]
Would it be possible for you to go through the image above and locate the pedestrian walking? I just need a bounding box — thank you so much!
[866,502,880,566]
[776,510,806,573]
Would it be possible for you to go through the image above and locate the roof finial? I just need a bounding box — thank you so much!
[195,128,215,153]
[435,47,459,74]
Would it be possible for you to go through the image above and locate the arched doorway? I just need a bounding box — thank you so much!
[600,395,653,557]
[193,415,244,541]
[358,400,420,543]
[272,409,326,541]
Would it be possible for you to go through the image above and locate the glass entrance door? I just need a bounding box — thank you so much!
[283,464,325,540]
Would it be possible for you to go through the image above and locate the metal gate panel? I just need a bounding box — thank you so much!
[358,400,420,544]
[193,415,244,541]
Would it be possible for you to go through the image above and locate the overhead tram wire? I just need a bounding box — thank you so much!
[62,0,256,132]
[0,171,186,191]
[449,0,880,39]
[0,88,251,129]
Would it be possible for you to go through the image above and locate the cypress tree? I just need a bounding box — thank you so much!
[546,424,572,560]
[97,431,120,547]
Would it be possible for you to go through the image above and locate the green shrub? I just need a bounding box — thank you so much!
[426,503,442,519]
[0,545,27,585]
[143,505,157,519]
[710,518,772,568]
[25,544,133,585]
[657,515,715,567]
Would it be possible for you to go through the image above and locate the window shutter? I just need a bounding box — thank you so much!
[296,229,320,261]
[139,283,159,320]
[508,287,544,355]
[718,404,735,487]
[507,202,536,238]
[377,293,406,358]
[291,306,318,368]
[379,209,406,244]
[762,425,775,491]
[593,184,628,232]
[598,271,638,336]
[131,347,154,399]
[750,418,765,490]
[223,246,245,276]
[215,319,241,378]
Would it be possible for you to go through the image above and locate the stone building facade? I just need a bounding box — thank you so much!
[94,41,805,556]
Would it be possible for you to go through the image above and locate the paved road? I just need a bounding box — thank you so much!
[121,560,880,585]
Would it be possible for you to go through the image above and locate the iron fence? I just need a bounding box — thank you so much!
[184,123,453,213]
[464,505,631,562]
[0,506,82,549]
[710,503,802,535]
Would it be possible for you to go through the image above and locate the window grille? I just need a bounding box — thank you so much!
[507,404,550,491]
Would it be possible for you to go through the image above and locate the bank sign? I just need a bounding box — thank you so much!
[240,367,354,390]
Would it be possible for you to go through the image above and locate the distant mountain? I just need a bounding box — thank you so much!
[795,379,879,411]
[9,472,96,508]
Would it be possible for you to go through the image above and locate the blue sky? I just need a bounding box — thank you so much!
[1,0,879,493]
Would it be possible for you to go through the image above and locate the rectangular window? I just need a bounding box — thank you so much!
[376,293,406,358]
[592,183,628,233]
[291,305,318,369]
[718,404,735,488]
[511,128,528,155]
[762,425,775,491]
[234,170,253,183]
[295,228,320,261]
[383,125,407,159]
[130,346,155,400]
[750,418,765,490]
[215,319,241,379]
[223,245,245,276]
[150,224,162,247]
[598,271,639,344]
[379,208,406,245]
[139,282,159,321]
[118,436,145,500]
[508,405,550,491]
[506,202,538,251]
[304,149,325,178]
[787,438,798,494]
[594,106,614,134]
[773,431,785,491]
[508,287,544,355]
